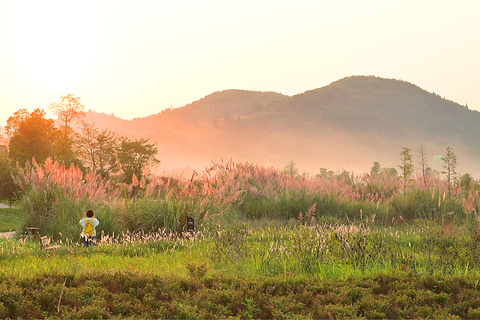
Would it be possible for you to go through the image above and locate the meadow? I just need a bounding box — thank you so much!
[2,159,480,318]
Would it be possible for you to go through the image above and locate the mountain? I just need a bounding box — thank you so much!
[86,76,480,175]
[87,90,286,134]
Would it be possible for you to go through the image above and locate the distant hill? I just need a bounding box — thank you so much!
[86,76,480,175]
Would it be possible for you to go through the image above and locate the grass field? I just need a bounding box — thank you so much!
[2,160,480,318]
[0,205,21,232]
[1,223,480,318]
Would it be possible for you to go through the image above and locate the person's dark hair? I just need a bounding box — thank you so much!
[86,209,94,218]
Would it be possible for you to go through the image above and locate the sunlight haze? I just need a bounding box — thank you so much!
[0,0,479,126]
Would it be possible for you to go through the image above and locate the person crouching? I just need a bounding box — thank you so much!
[79,209,99,247]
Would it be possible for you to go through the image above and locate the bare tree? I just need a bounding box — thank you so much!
[49,94,86,164]
[49,94,85,135]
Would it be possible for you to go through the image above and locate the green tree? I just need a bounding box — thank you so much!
[74,120,119,178]
[418,144,428,186]
[459,173,480,197]
[441,146,457,192]
[398,147,414,193]
[7,109,58,165]
[371,162,397,177]
[317,167,334,179]
[370,162,381,176]
[336,170,354,184]
[283,160,298,176]
[425,167,434,176]
[382,167,398,177]
[114,138,159,184]
[0,150,18,200]
[50,128,78,166]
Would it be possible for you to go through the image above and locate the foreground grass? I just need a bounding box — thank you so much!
[0,234,208,278]
[0,246,204,279]
[3,221,480,279]
[3,222,480,318]
[0,206,21,232]
[2,231,480,320]
[2,268,480,319]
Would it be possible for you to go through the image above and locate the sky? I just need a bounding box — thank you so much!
[0,0,479,128]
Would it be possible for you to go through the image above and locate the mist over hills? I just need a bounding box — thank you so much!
[86,76,480,175]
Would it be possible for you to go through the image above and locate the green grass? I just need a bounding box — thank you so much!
[0,205,22,232]
[2,223,480,318]
[1,252,480,318]
[0,232,211,278]
[6,159,480,317]
[1,222,479,278]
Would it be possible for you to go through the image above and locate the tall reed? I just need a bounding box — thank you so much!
[13,158,109,239]
[12,158,480,240]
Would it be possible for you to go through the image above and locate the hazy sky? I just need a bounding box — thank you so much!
[1,0,479,127]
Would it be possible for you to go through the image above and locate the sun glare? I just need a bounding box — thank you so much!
[14,2,92,89]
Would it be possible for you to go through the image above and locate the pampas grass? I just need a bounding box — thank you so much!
[12,158,480,241]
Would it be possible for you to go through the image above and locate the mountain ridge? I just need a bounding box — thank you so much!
[85,76,480,175]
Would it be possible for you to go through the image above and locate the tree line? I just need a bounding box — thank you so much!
[290,144,461,194]
[369,145,458,193]
[0,94,159,199]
